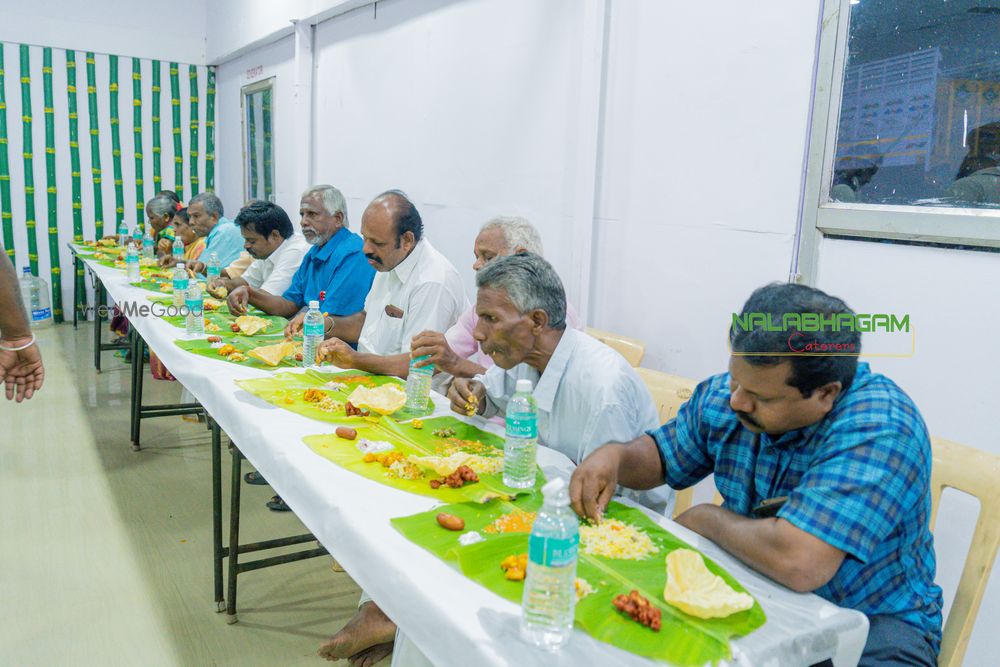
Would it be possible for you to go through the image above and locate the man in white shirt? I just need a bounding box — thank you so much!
[448,252,673,514]
[207,201,309,314]
[310,190,467,369]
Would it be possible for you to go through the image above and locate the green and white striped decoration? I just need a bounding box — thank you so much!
[169,62,183,200]
[188,65,199,197]
[0,48,13,259]
[108,55,124,230]
[205,67,215,192]
[151,60,161,192]
[42,48,63,321]
[19,45,38,275]
[85,52,105,238]
[131,58,144,229]
[66,50,84,314]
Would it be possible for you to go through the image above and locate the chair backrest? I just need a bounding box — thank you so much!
[634,367,697,517]
[928,437,1000,667]
[585,327,645,367]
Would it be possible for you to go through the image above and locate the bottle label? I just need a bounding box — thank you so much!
[206,267,220,278]
[303,321,324,337]
[528,533,579,568]
[31,307,51,322]
[185,299,203,317]
[173,278,189,291]
[506,414,537,439]
[173,247,184,257]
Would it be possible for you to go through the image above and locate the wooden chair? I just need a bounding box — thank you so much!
[929,437,1000,667]
[586,327,645,367]
[633,367,697,517]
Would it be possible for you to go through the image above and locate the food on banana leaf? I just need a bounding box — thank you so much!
[247,340,299,367]
[409,452,503,476]
[580,519,659,560]
[482,510,537,534]
[346,384,407,415]
[209,284,229,299]
[233,315,271,336]
[662,549,754,619]
[613,590,662,631]
[500,553,528,581]
[576,578,595,601]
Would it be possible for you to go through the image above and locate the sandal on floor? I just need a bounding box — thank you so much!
[266,495,291,512]
[244,471,269,485]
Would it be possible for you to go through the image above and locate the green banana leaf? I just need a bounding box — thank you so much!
[392,498,766,666]
[303,417,538,504]
[174,336,301,371]
[235,370,434,420]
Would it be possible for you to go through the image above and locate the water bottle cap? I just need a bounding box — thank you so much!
[542,477,566,497]
[177,263,185,269]
[516,379,533,393]
[308,300,320,310]
[23,266,31,273]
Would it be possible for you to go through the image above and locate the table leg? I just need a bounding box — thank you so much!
[72,255,79,329]
[212,419,225,612]
[226,445,243,624]
[93,281,103,373]
[130,334,145,451]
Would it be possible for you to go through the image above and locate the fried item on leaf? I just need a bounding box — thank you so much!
[663,549,754,619]
[234,315,271,336]
[346,384,407,415]
[248,340,298,367]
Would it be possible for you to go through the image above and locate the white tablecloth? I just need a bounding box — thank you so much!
[82,256,868,667]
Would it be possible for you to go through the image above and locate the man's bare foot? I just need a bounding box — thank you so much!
[347,642,393,667]
[317,602,397,661]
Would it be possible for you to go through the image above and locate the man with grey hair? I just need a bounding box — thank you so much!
[449,252,672,512]
[159,192,244,273]
[230,185,374,318]
[410,215,581,380]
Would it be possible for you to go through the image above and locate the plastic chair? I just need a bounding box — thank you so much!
[928,437,1000,667]
[633,367,697,517]
[586,327,645,367]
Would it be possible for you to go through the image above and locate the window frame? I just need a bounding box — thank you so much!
[240,77,277,204]
[797,0,1000,282]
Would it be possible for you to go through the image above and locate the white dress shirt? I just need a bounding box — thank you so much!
[479,327,674,515]
[357,238,468,356]
[240,234,310,296]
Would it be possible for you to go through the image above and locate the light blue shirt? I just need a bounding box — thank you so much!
[203,216,244,268]
[478,328,673,515]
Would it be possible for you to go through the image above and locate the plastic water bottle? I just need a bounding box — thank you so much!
[131,225,142,251]
[404,354,434,413]
[172,234,184,261]
[302,300,324,369]
[126,242,141,281]
[185,281,205,337]
[206,252,221,280]
[117,220,129,248]
[142,224,155,259]
[172,262,189,307]
[521,477,579,650]
[504,378,538,488]
[19,267,53,328]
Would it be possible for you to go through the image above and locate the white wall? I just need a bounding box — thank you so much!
[210,0,999,661]
[0,0,207,65]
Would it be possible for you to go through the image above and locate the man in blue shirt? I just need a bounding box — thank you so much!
[570,283,942,667]
[160,192,244,273]
[230,184,375,319]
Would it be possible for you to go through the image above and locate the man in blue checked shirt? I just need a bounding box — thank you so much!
[570,283,942,667]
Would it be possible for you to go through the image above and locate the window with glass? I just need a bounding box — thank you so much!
[242,79,275,203]
[830,1,1000,209]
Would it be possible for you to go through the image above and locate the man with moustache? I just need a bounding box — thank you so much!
[298,190,467,367]
[229,185,375,318]
[570,283,943,667]
[206,201,309,313]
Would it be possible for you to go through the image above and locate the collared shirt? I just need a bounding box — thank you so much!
[357,239,467,356]
[478,328,672,515]
[240,234,309,296]
[650,363,943,649]
[282,227,374,316]
[445,301,584,371]
[203,217,244,268]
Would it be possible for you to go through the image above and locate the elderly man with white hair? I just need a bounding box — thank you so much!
[228,184,375,318]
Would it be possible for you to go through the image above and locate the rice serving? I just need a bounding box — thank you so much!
[579,518,659,560]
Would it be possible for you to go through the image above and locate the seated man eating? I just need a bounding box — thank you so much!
[309,190,467,366]
[159,192,244,273]
[230,184,375,319]
[207,201,309,313]
[409,216,581,382]
[570,282,943,667]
